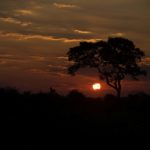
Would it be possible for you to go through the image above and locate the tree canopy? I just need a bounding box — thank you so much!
[67,37,146,98]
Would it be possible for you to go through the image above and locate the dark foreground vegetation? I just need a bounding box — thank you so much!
[1,87,150,138]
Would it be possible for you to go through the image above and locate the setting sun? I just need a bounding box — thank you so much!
[92,83,101,90]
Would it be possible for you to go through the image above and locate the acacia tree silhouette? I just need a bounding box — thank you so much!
[67,37,146,98]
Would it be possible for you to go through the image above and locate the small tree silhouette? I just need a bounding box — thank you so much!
[67,37,146,98]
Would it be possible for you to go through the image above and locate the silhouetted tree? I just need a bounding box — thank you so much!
[67,37,146,98]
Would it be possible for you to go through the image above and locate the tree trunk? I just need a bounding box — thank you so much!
[106,77,122,98]
[116,88,121,99]
[116,79,121,99]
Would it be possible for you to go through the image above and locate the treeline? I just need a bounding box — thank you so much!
[1,87,150,136]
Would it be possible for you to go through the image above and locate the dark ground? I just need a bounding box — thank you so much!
[1,88,150,148]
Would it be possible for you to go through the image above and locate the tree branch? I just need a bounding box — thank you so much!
[106,76,117,89]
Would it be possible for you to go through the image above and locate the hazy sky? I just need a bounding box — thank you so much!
[0,0,149,96]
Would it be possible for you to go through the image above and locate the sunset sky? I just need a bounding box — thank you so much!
[0,0,149,96]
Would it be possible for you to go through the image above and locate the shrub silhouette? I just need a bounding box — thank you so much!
[67,37,146,98]
[67,89,85,101]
